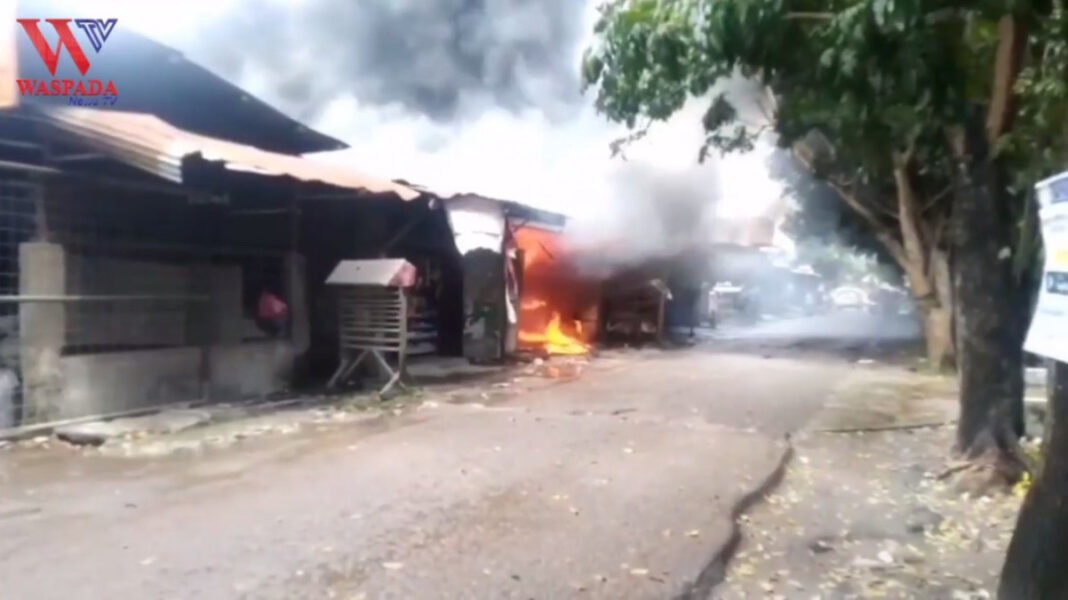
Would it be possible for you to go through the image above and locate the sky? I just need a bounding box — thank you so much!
[22,0,786,234]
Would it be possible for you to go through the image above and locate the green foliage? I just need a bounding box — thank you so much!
[584,0,969,161]
[582,0,974,263]
[583,0,1065,277]
[1000,1,1068,282]
[1002,1,1068,189]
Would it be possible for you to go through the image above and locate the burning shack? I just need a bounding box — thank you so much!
[295,187,583,385]
[435,193,583,361]
[513,220,599,356]
[0,3,765,428]
[0,8,594,427]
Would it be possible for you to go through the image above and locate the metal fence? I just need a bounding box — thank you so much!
[0,177,35,428]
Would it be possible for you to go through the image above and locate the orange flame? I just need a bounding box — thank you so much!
[519,311,589,355]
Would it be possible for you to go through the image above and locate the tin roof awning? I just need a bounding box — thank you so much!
[401,187,568,229]
[39,106,420,201]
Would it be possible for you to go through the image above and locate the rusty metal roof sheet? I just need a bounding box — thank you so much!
[325,259,417,288]
[40,106,420,200]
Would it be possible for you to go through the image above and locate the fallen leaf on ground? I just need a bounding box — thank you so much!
[735,563,756,577]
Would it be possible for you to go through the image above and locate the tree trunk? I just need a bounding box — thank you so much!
[924,304,954,370]
[949,113,1025,469]
[819,154,956,368]
[986,15,1027,146]
[998,362,1068,599]
[892,157,956,369]
[929,249,956,369]
[898,251,954,369]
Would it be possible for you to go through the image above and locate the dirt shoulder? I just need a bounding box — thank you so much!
[715,366,1024,600]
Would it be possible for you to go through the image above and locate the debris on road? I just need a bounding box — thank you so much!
[717,368,1021,600]
[0,345,848,599]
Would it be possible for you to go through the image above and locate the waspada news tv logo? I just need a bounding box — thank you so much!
[15,18,119,105]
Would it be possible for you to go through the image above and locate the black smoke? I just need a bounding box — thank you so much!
[189,0,589,124]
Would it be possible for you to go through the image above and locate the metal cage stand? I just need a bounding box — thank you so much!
[325,259,416,395]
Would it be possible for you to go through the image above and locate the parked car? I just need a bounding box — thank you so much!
[707,282,745,325]
[829,286,873,312]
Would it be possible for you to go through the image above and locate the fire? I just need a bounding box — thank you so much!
[519,311,589,355]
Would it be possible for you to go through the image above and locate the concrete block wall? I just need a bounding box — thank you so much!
[208,341,296,399]
[18,243,307,423]
[55,341,297,420]
[58,347,202,419]
[65,254,194,348]
[18,242,65,422]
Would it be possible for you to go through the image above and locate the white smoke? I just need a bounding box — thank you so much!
[51,0,785,258]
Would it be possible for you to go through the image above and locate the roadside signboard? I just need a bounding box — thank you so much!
[1024,171,1068,361]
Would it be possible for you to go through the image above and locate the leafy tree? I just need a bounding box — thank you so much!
[997,3,1068,596]
[583,0,1066,489]
[583,0,960,369]
[768,148,904,287]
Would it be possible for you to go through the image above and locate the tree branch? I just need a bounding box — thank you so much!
[922,184,955,213]
[792,149,908,268]
[931,211,948,251]
[893,151,933,297]
[786,12,834,21]
[609,120,653,160]
[986,14,1027,147]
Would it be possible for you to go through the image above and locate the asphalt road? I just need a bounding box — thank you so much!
[0,342,858,599]
[710,311,921,344]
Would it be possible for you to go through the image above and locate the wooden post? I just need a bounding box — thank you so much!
[191,194,213,402]
[656,294,666,344]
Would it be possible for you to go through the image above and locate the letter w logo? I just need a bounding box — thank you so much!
[16,18,92,76]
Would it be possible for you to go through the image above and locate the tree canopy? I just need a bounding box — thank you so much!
[582,0,1060,368]
[583,3,1068,594]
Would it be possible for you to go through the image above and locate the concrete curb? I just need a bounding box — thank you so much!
[0,396,314,444]
[675,442,795,600]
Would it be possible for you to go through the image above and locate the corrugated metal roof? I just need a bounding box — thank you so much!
[398,186,568,226]
[40,106,420,200]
